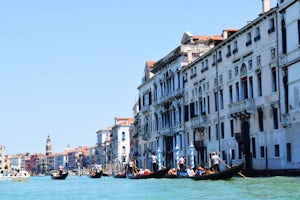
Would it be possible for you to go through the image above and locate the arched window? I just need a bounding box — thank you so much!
[122,132,125,140]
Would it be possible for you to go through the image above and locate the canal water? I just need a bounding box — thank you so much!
[1,175,300,200]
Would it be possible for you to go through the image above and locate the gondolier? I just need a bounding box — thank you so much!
[151,153,158,172]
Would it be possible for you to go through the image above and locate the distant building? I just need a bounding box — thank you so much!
[45,135,52,156]
[108,117,133,166]
[0,145,8,172]
[96,127,112,165]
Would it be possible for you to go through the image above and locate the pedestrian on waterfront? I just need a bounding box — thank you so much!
[151,153,158,172]
[177,156,185,172]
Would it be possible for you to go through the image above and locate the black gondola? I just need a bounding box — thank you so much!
[113,172,126,178]
[51,171,68,180]
[127,167,170,179]
[89,170,103,178]
[190,162,244,180]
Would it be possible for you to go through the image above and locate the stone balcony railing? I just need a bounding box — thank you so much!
[281,113,291,128]
[158,88,184,104]
[190,115,210,129]
[228,99,255,118]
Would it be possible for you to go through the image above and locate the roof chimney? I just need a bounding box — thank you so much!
[262,0,270,13]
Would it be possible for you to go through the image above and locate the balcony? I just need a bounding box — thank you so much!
[158,88,183,104]
[281,113,291,128]
[229,99,255,118]
[191,115,210,129]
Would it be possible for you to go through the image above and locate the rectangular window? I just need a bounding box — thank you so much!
[207,95,210,114]
[248,59,252,70]
[258,107,264,132]
[233,41,238,54]
[236,82,240,101]
[268,18,275,34]
[229,85,233,104]
[286,143,291,162]
[208,126,211,141]
[246,32,252,46]
[254,27,261,41]
[230,119,234,137]
[226,45,231,57]
[260,146,265,158]
[220,89,224,109]
[222,151,226,162]
[249,76,253,99]
[272,67,277,92]
[257,72,262,96]
[252,138,256,158]
[241,77,248,100]
[216,124,219,140]
[217,50,222,62]
[184,105,189,122]
[271,48,276,60]
[221,122,224,139]
[275,144,280,157]
[214,91,218,112]
[273,106,279,129]
[122,132,126,140]
[257,55,261,66]
[231,149,235,160]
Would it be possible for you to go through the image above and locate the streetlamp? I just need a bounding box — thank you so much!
[189,142,195,168]
[175,144,179,167]
[156,147,161,170]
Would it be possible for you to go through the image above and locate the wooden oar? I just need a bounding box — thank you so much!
[238,171,247,178]
[224,163,248,178]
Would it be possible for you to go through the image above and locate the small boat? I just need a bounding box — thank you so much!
[0,171,12,181]
[51,171,68,180]
[127,167,170,179]
[190,162,244,180]
[113,172,126,178]
[89,170,103,178]
[11,170,30,182]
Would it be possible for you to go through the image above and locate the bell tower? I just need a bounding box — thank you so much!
[46,135,52,156]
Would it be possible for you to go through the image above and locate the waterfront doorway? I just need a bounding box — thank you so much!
[164,136,173,167]
[235,120,251,168]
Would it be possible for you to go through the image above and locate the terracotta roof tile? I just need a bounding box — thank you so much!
[146,60,155,68]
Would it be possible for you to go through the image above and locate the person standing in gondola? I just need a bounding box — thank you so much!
[128,159,134,174]
[150,153,158,172]
[211,152,225,173]
[177,156,185,172]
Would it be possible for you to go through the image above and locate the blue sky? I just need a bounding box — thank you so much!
[0,0,276,155]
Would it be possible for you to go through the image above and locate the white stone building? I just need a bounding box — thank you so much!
[134,61,156,169]
[277,0,300,169]
[0,145,7,172]
[135,33,223,169]
[109,117,133,166]
[183,1,280,170]
[134,0,300,172]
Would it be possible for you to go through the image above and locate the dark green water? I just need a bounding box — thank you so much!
[1,176,299,200]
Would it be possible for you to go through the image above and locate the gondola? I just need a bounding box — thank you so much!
[113,172,126,178]
[190,161,244,180]
[51,171,68,180]
[127,167,170,179]
[89,170,103,178]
